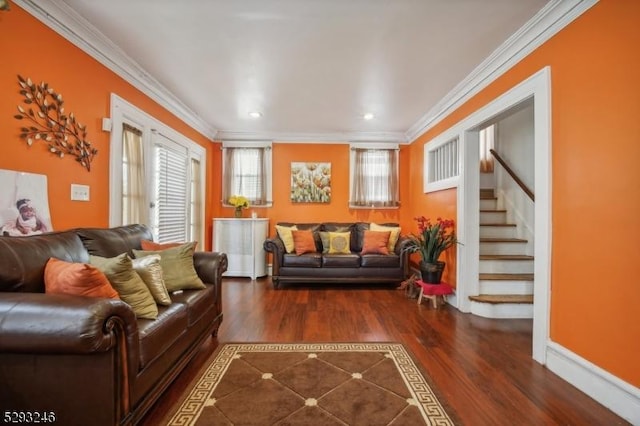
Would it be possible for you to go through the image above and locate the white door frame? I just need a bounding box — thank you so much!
[454,67,551,363]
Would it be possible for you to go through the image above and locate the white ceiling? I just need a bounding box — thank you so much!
[32,0,554,142]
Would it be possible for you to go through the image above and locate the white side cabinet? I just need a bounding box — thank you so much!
[213,218,269,280]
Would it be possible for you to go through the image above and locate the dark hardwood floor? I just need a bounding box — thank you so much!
[141,278,628,425]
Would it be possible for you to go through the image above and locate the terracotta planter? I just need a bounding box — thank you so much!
[419,261,445,284]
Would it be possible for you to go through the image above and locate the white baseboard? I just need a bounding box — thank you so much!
[546,341,640,425]
[445,293,458,309]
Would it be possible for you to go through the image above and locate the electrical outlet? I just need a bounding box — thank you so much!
[71,184,90,201]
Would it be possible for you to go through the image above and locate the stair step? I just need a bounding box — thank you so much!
[480,238,528,243]
[479,279,533,295]
[479,273,534,294]
[479,224,517,238]
[480,239,529,255]
[479,257,533,274]
[479,255,533,260]
[480,210,507,223]
[479,273,534,280]
[480,198,498,209]
[469,294,534,304]
[480,189,495,197]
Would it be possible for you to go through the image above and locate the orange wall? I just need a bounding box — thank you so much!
[219,142,411,234]
[408,0,640,387]
[0,5,220,249]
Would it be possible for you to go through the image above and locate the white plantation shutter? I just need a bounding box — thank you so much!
[189,156,203,243]
[151,133,189,243]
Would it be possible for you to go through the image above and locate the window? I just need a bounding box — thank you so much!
[349,143,399,208]
[424,136,460,193]
[222,141,272,207]
[151,134,189,243]
[109,94,206,243]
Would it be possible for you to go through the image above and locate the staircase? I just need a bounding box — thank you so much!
[469,188,534,318]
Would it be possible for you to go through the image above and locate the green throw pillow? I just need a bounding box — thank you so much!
[132,254,172,306]
[133,242,205,292]
[90,253,158,320]
[319,231,331,254]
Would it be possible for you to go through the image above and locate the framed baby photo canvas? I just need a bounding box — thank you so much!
[0,169,53,236]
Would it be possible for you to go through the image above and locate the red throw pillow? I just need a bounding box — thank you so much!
[292,230,317,255]
[141,240,198,251]
[360,230,391,255]
[44,257,119,299]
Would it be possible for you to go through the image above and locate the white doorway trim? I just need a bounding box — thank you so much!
[452,67,551,363]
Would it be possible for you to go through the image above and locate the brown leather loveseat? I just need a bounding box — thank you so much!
[0,224,227,426]
[264,222,410,288]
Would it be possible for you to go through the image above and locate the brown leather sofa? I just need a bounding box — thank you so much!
[264,222,410,288]
[0,224,227,426]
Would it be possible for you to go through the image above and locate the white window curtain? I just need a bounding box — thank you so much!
[222,147,269,206]
[350,148,399,207]
[480,124,495,173]
[121,123,148,225]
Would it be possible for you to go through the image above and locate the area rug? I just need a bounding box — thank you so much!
[165,342,455,425]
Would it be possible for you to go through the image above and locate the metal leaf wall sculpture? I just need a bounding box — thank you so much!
[14,75,98,172]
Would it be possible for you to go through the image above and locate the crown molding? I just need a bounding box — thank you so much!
[14,0,218,141]
[15,0,597,145]
[404,0,598,142]
[216,130,409,144]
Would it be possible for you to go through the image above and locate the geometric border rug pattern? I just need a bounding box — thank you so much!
[166,342,455,425]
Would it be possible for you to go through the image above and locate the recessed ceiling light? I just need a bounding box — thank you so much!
[248,111,262,118]
[363,113,374,120]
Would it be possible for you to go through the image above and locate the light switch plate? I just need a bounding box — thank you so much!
[71,184,90,201]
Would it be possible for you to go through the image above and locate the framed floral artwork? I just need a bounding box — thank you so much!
[290,162,331,203]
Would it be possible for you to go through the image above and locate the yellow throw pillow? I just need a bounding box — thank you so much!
[328,232,351,254]
[276,224,298,254]
[371,223,401,252]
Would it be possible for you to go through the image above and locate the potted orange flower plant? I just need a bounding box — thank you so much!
[403,216,460,283]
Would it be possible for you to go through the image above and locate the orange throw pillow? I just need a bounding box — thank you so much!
[44,257,119,299]
[360,230,391,255]
[292,230,317,255]
[141,240,198,251]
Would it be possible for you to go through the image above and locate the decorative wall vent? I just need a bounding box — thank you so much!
[424,137,460,193]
